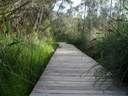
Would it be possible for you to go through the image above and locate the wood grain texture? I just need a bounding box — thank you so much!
[30,42,128,96]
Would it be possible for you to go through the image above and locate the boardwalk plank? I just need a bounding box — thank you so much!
[29,42,128,96]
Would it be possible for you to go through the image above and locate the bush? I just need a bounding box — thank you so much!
[71,22,128,83]
[95,29,128,83]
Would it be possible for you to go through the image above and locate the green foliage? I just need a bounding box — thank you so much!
[94,27,128,82]
[8,38,28,47]
[72,20,128,83]
[123,5,128,11]
[54,0,128,84]
[0,34,57,96]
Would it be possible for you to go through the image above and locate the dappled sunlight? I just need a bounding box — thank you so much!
[56,50,79,54]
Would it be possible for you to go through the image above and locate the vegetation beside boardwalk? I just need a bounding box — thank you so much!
[71,23,128,83]
[0,0,128,95]
[0,34,57,96]
[55,0,128,83]
[0,0,58,95]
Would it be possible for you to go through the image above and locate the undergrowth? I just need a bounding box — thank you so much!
[70,22,128,83]
[94,27,128,83]
[0,34,57,96]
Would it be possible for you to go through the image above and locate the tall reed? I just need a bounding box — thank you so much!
[0,34,57,96]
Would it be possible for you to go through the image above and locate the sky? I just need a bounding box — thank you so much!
[53,0,118,16]
[53,0,81,12]
[72,0,81,7]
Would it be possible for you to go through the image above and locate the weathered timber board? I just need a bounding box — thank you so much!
[30,42,128,96]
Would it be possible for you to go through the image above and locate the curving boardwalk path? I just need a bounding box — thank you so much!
[30,42,128,96]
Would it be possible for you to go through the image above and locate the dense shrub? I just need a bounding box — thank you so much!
[68,21,128,83]
[94,29,128,83]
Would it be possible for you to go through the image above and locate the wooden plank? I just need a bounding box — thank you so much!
[30,93,128,96]
[39,77,114,82]
[29,42,128,96]
[32,89,127,94]
[44,69,96,74]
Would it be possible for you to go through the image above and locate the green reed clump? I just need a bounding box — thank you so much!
[70,21,128,83]
[93,24,128,83]
[0,34,57,96]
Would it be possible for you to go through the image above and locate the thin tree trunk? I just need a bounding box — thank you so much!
[110,0,112,17]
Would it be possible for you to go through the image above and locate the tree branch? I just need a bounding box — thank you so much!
[42,0,64,32]
[6,1,32,19]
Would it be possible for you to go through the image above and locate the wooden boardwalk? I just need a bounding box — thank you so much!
[30,42,128,96]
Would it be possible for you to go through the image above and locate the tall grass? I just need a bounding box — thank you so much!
[93,24,128,83]
[0,34,57,96]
